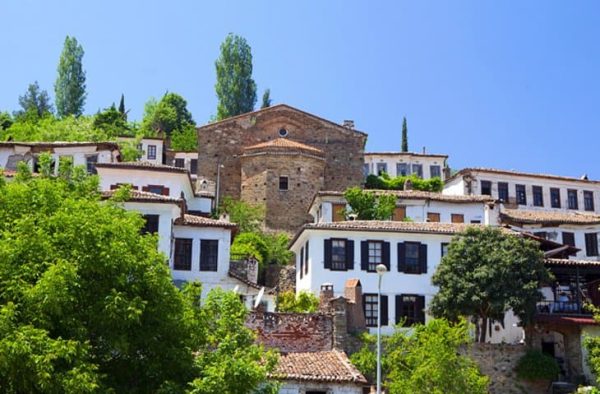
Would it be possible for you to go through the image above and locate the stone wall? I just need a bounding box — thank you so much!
[465,343,548,394]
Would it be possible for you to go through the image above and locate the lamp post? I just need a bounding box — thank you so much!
[376,263,387,394]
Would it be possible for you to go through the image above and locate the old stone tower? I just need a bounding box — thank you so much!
[196,104,367,232]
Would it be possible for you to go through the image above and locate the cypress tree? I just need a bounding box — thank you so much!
[401,116,408,152]
[55,36,87,117]
[261,89,271,109]
[118,94,126,120]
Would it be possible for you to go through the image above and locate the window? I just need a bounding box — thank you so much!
[516,184,527,205]
[396,163,409,176]
[427,212,441,222]
[398,242,427,274]
[430,165,441,178]
[361,241,390,272]
[145,185,166,195]
[534,231,548,240]
[393,206,406,221]
[396,294,425,326]
[141,214,159,234]
[190,159,198,174]
[451,214,464,223]
[441,242,449,257]
[200,240,219,271]
[584,191,595,211]
[498,182,509,202]
[279,176,289,191]
[412,164,423,178]
[480,180,492,196]
[470,220,481,224]
[278,128,288,137]
[332,203,346,222]
[550,188,561,208]
[304,241,309,275]
[568,189,579,210]
[324,238,354,271]
[562,232,575,247]
[147,145,157,160]
[86,154,98,174]
[174,158,185,168]
[533,186,544,207]
[363,293,388,327]
[586,233,599,257]
[299,247,304,279]
[376,163,387,175]
[363,163,370,177]
[174,238,193,270]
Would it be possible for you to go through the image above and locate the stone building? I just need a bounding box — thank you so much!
[197,104,367,231]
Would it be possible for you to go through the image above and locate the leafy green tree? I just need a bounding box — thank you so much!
[277,291,319,313]
[93,104,128,136]
[261,89,271,109]
[141,93,196,150]
[14,81,54,121]
[170,124,199,151]
[118,93,127,120]
[220,196,265,233]
[0,115,107,142]
[351,319,488,394]
[55,36,87,117]
[0,112,13,131]
[401,116,408,152]
[215,33,257,120]
[430,227,550,342]
[343,187,397,220]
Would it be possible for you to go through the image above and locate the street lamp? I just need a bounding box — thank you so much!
[376,263,387,394]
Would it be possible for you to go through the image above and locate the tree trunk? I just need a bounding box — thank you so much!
[479,316,488,343]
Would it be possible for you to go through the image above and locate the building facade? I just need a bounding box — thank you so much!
[363,151,448,180]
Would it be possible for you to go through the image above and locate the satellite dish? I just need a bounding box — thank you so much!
[232,285,239,294]
[254,287,265,309]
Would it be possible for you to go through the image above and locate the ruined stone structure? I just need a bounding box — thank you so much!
[197,104,367,231]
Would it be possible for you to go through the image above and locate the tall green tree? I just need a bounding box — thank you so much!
[55,36,87,117]
[93,104,128,136]
[15,81,53,120]
[261,89,271,109]
[430,227,550,342]
[140,93,197,151]
[118,94,127,120]
[401,116,408,152]
[215,33,257,120]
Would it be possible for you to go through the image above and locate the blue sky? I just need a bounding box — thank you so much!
[1,1,599,178]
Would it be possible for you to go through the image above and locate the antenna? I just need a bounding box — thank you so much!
[254,287,265,309]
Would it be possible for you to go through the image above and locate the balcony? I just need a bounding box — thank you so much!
[536,300,591,316]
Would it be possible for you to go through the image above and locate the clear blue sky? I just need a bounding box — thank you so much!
[2,1,599,178]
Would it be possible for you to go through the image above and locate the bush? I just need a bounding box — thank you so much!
[277,291,319,313]
[515,350,560,381]
[365,173,443,192]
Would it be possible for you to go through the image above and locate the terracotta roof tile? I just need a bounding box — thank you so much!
[244,138,324,156]
[270,350,367,384]
[174,214,237,229]
[500,209,600,225]
[101,190,181,203]
[95,161,189,173]
[447,167,600,185]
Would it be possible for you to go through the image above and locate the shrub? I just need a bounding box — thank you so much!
[364,174,443,192]
[277,291,319,313]
[515,350,560,381]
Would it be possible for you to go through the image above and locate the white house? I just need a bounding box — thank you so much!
[363,151,448,180]
[116,136,165,165]
[95,161,213,215]
[310,190,498,225]
[0,141,120,175]
[167,151,199,179]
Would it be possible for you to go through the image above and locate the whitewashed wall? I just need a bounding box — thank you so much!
[278,381,363,394]
[364,153,447,180]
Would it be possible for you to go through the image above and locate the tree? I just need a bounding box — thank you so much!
[430,227,550,342]
[0,165,277,392]
[141,93,195,138]
[93,104,128,136]
[277,291,319,313]
[215,33,257,120]
[118,94,127,120]
[343,187,397,220]
[401,116,408,152]
[15,81,53,121]
[219,196,265,233]
[55,36,87,117]
[0,112,13,131]
[261,89,271,109]
[351,319,488,394]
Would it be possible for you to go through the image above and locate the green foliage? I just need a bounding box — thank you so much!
[215,33,257,120]
[401,116,408,152]
[93,104,128,136]
[231,231,293,266]
[261,89,271,109]
[55,35,87,117]
[277,291,319,313]
[515,350,559,381]
[351,319,488,394]
[0,173,276,392]
[118,93,127,120]
[365,173,443,192]
[140,93,197,150]
[430,227,550,342]
[14,81,54,121]
[0,115,106,142]
[343,187,397,220]
[585,306,600,388]
[170,124,199,152]
[220,196,265,233]
[118,136,143,162]
[0,112,13,131]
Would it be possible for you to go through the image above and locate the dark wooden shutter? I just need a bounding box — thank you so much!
[299,247,304,279]
[346,240,354,270]
[382,242,390,270]
[381,295,389,326]
[361,241,369,271]
[397,243,406,272]
[395,295,403,325]
[419,243,428,274]
[416,295,426,324]
[324,239,332,269]
[142,186,149,192]
[162,187,170,196]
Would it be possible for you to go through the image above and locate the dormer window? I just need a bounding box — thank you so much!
[278,128,288,137]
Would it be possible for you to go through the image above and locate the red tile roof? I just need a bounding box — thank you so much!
[174,214,237,229]
[270,350,367,384]
[535,314,598,326]
[101,190,181,203]
[446,167,600,185]
[244,138,324,156]
[500,209,600,225]
[95,161,189,174]
[313,190,495,205]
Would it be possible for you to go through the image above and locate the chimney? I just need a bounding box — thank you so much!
[179,191,187,219]
[319,283,334,311]
[344,279,366,332]
[343,120,355,129]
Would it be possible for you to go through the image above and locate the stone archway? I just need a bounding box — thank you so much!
[531,323,583,380]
